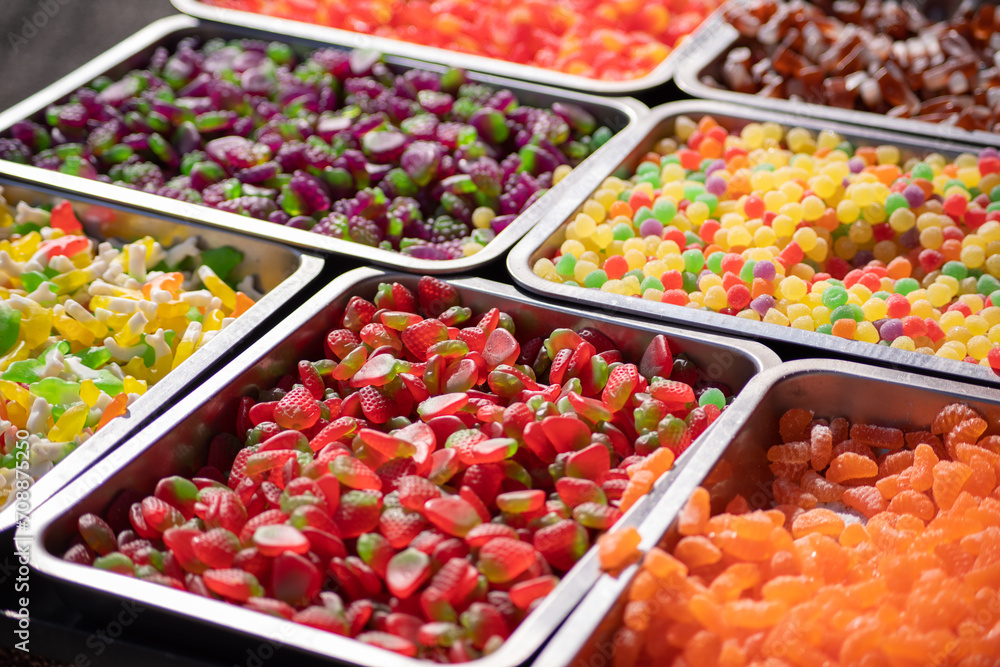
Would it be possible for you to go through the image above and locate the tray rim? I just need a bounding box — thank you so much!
[24,265,781,667]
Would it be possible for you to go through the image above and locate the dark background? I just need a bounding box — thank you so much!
[1,0,176,112]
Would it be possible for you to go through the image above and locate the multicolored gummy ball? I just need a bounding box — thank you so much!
[0,38,615,260]
[533,114,1000,370]
[600,402,1000,665]
[66,276,737,661]
[0,191,257,507]
[204,0,724,81]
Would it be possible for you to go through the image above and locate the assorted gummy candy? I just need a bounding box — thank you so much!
[600,403,1000,665]
[0,191,257,507]
[204,0,724,81]
[532,114,1000,369]
[65,277,736,661]
[0,38,614,261]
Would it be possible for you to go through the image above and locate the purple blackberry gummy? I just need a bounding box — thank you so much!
[348,215,383,247]
[285,215,315,230]
[288,171,332,215]
[268,210,291,226]
[400,141,442,187]
[235,161,280,184]
[313,212,348,238]
[215,196,278,220]
[462,157,501,198]
[0,138,31,164]
[361,130,407,163]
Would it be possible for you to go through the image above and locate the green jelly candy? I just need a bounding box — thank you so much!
[640,276,664,292]
[698,387,726,409]
[0,302,21,356]
[894,277,920,295]
[653,198,676,223]
[821,285,849,309]
[612,222,635,241]
[200,246,244,281]
[682,249,705,273]
[941,261,968,281]
[2,359,43,384]
[555,253,577,276]
[29,377,81,405]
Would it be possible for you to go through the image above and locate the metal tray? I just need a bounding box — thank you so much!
[533,358,1000,667]
[171,0,733,97]
[25,266,780,667]
[674,0,1000,149]
[0,161,324,536]
[507,99,1000,387]
[0,15,647,276]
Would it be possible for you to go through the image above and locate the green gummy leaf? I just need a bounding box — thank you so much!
[93,370,124,397]
[73,347,112,369]
[200,246,244,283]
[2,359,43,384]
[0,303,22,356]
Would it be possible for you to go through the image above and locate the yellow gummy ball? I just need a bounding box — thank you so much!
[533,258,560,281]
[472,206,496,229]
[687,201,710,226]
[780,276,807,302]
[623,237,645,254]
[763,309,790,326]
[986,254,1000,278]
[780,180,805,203]
[966,315,989,336]
[575,213,597,237]
[810,175,837,200]
[643,260,668,278]
[802,196,825,221]
[660,163,686,184]
[861,202,887,225]
[763,190,788,213]
[462,242,484,257]
[852,183,876,207]
[687,292,705,307]
[939,310,966,331]
[737,310,762,322]
[792,227,818,252]
[786,303,811,321]
[574,260,599,283]
[806,238,829,263]
[553,164,573,184]
[961,245,986,269]
[817,129,840,150]
[761,122,783,141]
[609,240,626,256]
[643,288,664,301]
[990,325,1000,344]
[583,199,607,224]
[791,315,815,331]
[935,345,962,361]
[910,299,934,319]
[602,279,626,295]
[741,123,765,149]
[979,221,1000,244]
[656,240,681,257]
[888,208,916,233]
[699,274,723,292]
[704,285,728,311]
[754,226,778,248]
[837,199,860,224]
[890,336,916,352]
[593,188,618,210]
[856,321,879,343]
[592,224,614,249]
[967,335,992,360]
[772,215,795,238]
[983,307,1000,327]
[861,298,889,322]
[946,326,973,344]
[560,239,586,257]
[622,275,642,296]
[927,284,953,308]
[957,166,982,189]
[936,275,960,297]
[876,145,901,165]
[747,247,775,263]
[750,170,776,192]
[662,253,685,272]
[602,176,626,193]
[624,249,646,271]
[727,225,753,248]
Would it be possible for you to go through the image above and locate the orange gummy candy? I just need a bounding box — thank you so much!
[598,526,642,571]
[826,452,879,484]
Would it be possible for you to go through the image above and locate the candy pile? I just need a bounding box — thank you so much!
[204,0,724,81]
[0,39,614,261]
[65,277,735,661]
[599,402,1000,665]
[707,0,1000,133]
[532,115,1000,368]
[0,192,257,506]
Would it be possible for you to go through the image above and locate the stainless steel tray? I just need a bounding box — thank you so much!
[533,358,1000,667]
[25,266,780,667]
[507,99,1000,387]
[0,162,324,535]
[171,0,732,97]
[0,15,647,276]
[674,0,1000,149]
